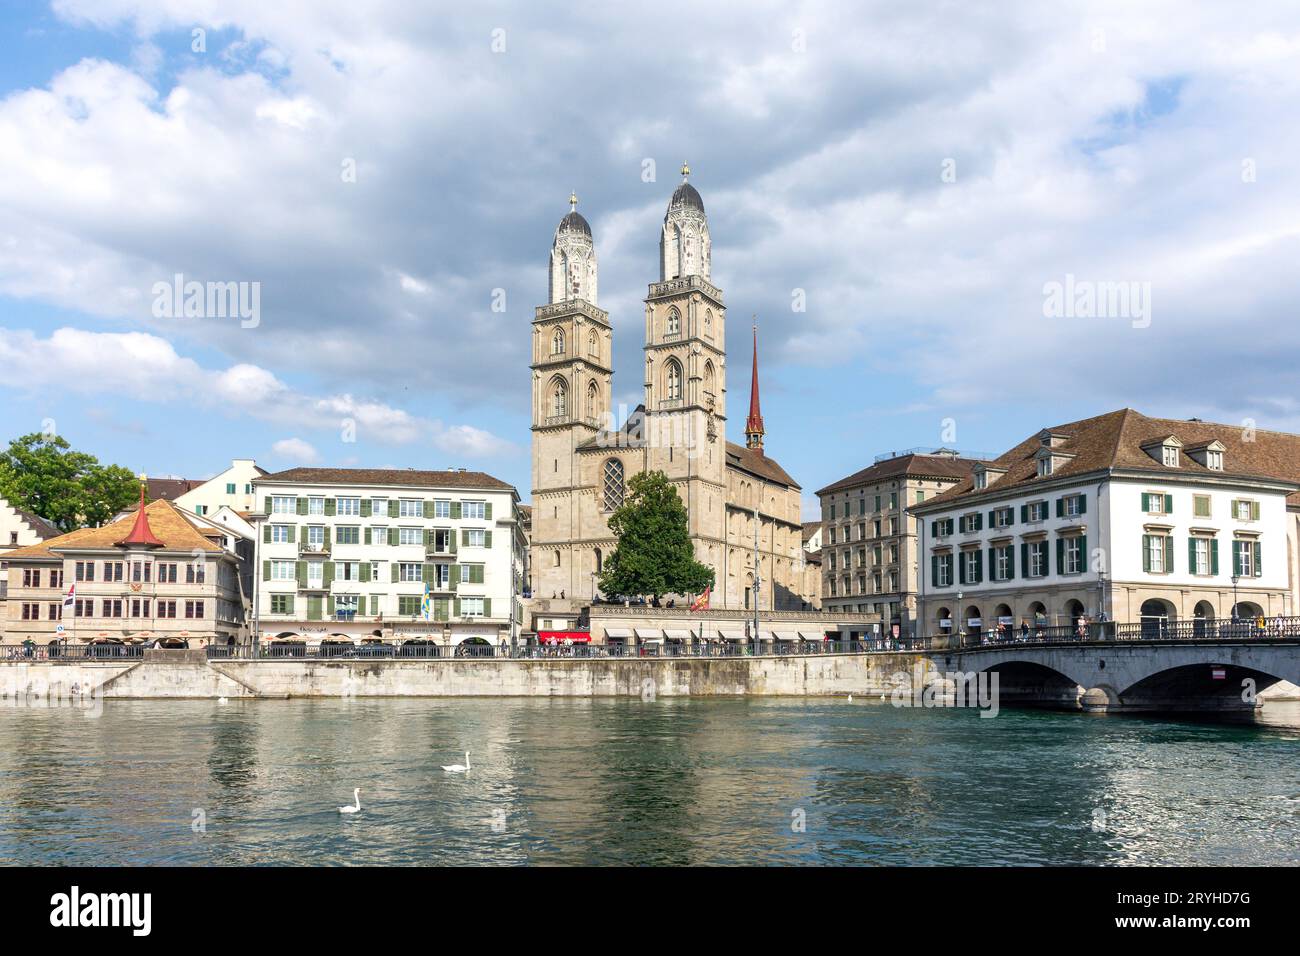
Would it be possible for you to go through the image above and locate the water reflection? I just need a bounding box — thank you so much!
[0,698,1295,865]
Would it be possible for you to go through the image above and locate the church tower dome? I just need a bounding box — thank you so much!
[660,163,711,282]
[549,192,598,304]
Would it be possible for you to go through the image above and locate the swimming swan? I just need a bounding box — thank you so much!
[442,751,471,773]
[338,788,361,813]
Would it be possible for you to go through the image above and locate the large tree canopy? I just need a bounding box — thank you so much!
[0,433,138,532]
[598,470,714,601]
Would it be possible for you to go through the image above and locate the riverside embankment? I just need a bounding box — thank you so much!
[0,650,930,700]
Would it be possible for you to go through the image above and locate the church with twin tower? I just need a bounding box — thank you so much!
[529,166,815,612]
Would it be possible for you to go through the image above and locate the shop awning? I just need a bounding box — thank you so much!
[758,630,776,642]
[773,630,798,641]
[799,630,826,641]
[634,628,663,642]
[719,629,745,641]
[664,629,693,641]
[603,627,632,639]
[539,630,591,644]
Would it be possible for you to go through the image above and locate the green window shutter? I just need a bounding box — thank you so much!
[1056,538,1064,575]
[285,595,294,615]
[452,502,462,519]
[986,547,995,579]
[450,532,458,554]
[1141,492,1150,512]
[263,524,272,543]
[974,513,983,531]
[1078,495,1086,514]
[453,598,461,617]
[327,595,335,616]
[296,561,307,587]
[307,596,322,621]
[360,500,371,517]
[462,529,470,547]
[1163,493,1173,513]
[423,501,433,519]
[388,528,398,547]
[423,563,433,583]
[391,563,399,583]
[263,496,272,514]
[1162,536,1172,574]
[974,550,983,582]
[262,560,271,581]
[297,497,307,515]
[323,562,335,586]
[1141,536,1151,572]
[1079,533,1087,573]
[388,500,399,518]
[424,529,433,549]
[1232,542,1241,577]
[1020,542,1028,576]
[931,555,938,584]
[360,563,371,583]
[1251,501,1260,521]
[1188,537,1197,574]
[1007,545,1015,579]
[369,595,379,616]
[1210,539,1220,575]
[1254,540,1262,577]
[1020,504,1028,523]
[485,503,493,521]
[473,565,484,584]
[364,528,371,546]
[324,498,336,517]
[1055,497,1064,518]
[449,564,459,589]
[987,510,995,527]
[287,525,296,544]
[958,553,966,584]
[483,598,491,618]
[484,531,493,548]
[931,521,938,536]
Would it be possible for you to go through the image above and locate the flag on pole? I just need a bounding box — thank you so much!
[690,586,711,612]
[63,583,75,611]
[420,582,433,621]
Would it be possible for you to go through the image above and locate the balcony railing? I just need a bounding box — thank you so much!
[299,539,330,555]
[927,616,1300,648]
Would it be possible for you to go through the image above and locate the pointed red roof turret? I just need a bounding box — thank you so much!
[118,482,164,548]
[745,323,765,454]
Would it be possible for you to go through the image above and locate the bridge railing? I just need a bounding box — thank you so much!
[928,616,1300,648]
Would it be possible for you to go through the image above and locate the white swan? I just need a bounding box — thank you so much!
[847,694,853,702]
[441,751,471,773]
[218,697,228,705]
[338,788,361,813]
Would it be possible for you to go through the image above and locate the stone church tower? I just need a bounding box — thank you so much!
[530,194,613,599]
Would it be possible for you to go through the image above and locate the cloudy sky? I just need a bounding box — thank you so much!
[2,1,1298,514]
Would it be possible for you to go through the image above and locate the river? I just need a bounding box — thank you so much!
[0,697,1296,865]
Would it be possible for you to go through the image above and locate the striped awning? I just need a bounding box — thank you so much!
[604,627,633,639]
[798,630,825,641]
[719,629,745,641]
[773,630,798,641]
[664,629,693,641]
[634,628,662,641]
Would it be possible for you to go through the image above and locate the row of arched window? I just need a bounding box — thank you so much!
[548,377,605,420]
[550,327,602,357]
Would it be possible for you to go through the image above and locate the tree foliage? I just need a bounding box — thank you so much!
[598,470,714,600]
[0,433,138,531]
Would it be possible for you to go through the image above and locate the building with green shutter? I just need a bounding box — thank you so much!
[909,409,1300,636]
[252,468,524,650]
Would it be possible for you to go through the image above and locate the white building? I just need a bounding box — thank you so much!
[0,498,59,638]
[175,458,266,516]
[252,467,525,650]
[911,409,1300,636]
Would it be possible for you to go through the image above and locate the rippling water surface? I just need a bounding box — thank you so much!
[0,697,1296,865]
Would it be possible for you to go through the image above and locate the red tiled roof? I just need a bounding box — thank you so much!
[816,453,979,496]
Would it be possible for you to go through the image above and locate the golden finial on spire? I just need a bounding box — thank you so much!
[569,190,577,211]
[681,162,690,180]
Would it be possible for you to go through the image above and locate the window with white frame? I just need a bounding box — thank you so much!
[1029,541,1047,577]
[1064,537,1083,574]
[1145,534,1167,573]
[1233,539,1257,576]
[308,496,325,515]
[1162,445,1179,467]
[307,561,324,584]
[1037,458,1052,478]
[460,597,485,617]
[307,526,326,548]
[270,524,290,543]
[1063,494,1084,517]
[434,499,451,519]
[1028,501,1048,522]
[1207,449,1223,470]
[271,496,296,514]
[399,527,422,546]
[398,499,423,518]
[463,501,486,520]
[1192,537,1211,575]
[994,545,1011,581]
[398,563,423,582]
[372,498,388,516]
[270,560,295,580]
[466,529,486,547]
[337,497,361,516]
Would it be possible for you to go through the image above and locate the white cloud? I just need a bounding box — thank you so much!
[271,437,320,463]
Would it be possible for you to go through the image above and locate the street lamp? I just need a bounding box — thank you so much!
[956,590,964,646]
[1231,573,1240,625]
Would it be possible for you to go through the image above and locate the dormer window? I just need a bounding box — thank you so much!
[974,472,987,490]
[1142,435,1183,468]
[1186,439,1225,471]
[1162,445,1179,467]
[1207,450,1223,470]
[1037,457,1052,478]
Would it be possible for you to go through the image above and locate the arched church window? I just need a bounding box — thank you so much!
[588,330,598,355]
[587,381,600,419]
[550,377,568,418]
[666,360,682,401]
[703,360,715,397]
[666,307,680,336]
[552,329,566,355]
[704,309,713,337]
[602,459,625,512]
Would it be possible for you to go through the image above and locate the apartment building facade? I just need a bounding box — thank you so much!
[3,496,247,646]
[815,451,978,633]
[252,468,524,649]
[910,409,1300,637]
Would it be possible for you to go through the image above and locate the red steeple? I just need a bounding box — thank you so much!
[118,481,164,548]
[745,323,765,453]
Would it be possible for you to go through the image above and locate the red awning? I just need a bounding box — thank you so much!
[539,630,591,644]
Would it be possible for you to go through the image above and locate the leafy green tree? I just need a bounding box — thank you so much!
[598,470,714,601]
[0,433,138,531]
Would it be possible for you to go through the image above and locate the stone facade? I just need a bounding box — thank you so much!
[529,172,812,618]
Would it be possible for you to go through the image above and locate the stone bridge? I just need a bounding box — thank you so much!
[928,639,1300,713]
